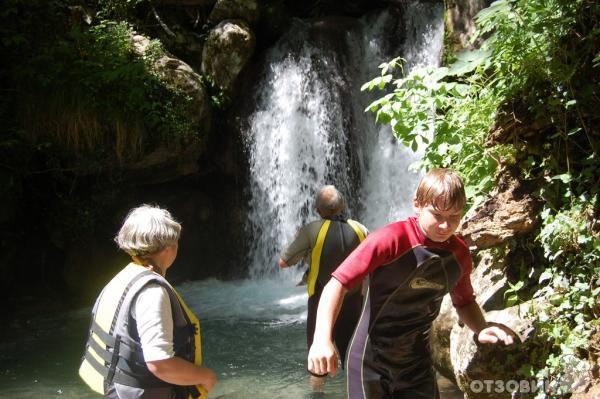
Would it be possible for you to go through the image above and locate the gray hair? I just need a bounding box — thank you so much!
[315,185,345,216]
[115,204,181,257]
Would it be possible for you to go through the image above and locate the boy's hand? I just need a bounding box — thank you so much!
[477,323,518,345]
[308,341,338,377]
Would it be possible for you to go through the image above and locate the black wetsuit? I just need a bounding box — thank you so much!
[332,217,475,398]
[281,216,368,366]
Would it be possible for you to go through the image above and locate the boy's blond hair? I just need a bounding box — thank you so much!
[415,168,466,211]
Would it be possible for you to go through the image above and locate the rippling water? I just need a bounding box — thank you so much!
[0,278,462,399]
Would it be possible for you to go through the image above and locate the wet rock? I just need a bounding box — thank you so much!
[201,20,256,92]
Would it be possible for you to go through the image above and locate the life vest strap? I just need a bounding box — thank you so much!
[84,348,110,378]
[105,335,121,384]
[90,319,117,347]
[84,349,171,388]
[87,335,114,363]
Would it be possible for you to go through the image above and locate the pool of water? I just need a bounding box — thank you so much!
[0,278,463,398]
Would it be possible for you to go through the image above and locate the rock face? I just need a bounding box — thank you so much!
[126,34,212,182]
[445,0,492,51]
[201,20,256,92]
[208,0,259,25]
[63,180,248,303]
[459,168,541,250]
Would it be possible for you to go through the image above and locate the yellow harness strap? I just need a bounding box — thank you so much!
[307,220,331,297]
[347,219,366,242]
[306,219,366,297]
[171,290,207,399]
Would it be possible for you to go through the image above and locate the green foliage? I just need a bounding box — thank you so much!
[201,74,231,109]
[0,0,201,249]
[97,0,148,19]
[18,18,196,161]
[363,0,599,394]
[361,55,512,210]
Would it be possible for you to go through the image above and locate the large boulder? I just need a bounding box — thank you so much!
[208,0,259,26]
[450,302,536,398]
[450,302,594,398]
[127,34,212,182]
[201,20,256,92]
[431,295,459,382]
[132,34,211,134]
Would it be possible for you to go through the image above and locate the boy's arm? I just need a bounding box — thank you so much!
[307,278,348,376]
[455,302,515,345]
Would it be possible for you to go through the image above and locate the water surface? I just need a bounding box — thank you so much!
[0,278,462,399]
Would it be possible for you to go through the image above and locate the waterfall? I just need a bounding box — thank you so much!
[244,2,444,278]
[356,2,445,230]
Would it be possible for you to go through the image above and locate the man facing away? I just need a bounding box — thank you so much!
[278,185,369,387]
[308,169,516,399]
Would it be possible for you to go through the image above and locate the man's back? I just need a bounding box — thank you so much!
[280,218,367,294]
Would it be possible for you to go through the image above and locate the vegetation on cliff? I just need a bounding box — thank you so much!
[0,0,203,309]
[364,0,598,395]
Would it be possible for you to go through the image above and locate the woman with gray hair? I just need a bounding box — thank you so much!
[79,204,216,399]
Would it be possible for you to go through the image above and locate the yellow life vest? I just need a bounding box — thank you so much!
[307,219,367,296]
[79,263,207,399]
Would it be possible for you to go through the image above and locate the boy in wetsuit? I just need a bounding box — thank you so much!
[307,169,515,399]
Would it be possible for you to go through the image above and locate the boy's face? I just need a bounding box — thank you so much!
[413,199,463,242]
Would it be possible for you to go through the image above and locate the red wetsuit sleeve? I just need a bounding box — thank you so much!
[449,240,476,308]
[332,222,408,291]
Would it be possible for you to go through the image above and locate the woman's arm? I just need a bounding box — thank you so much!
[135,285,217,391]
[147,358,217,391]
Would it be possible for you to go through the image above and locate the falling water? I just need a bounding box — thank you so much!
[244,19,358,279]
[245,3,445,278]
[356,2,445,229]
